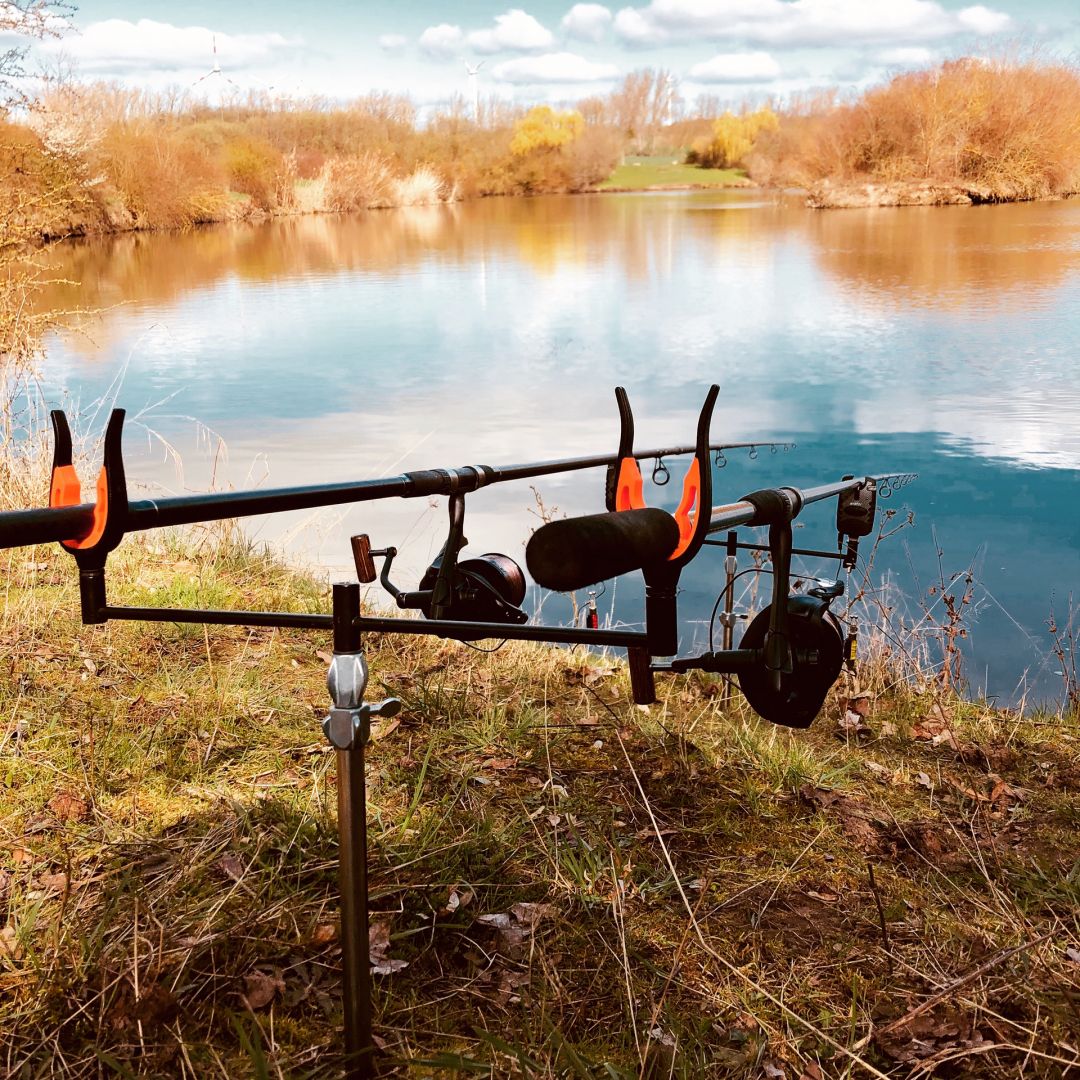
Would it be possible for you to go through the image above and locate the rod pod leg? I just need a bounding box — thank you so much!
[329,583,375,1079]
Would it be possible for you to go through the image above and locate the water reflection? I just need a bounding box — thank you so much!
[805,200,1080,311]
[35,191,1080,706]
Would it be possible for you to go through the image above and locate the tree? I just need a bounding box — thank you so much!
[688,108,779,169]
[510,106,584,156]
[0,1,73,107]
[608,68,681,154]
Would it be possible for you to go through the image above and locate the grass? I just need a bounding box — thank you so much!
[1,537,1077,1077]
[596,156,748,191]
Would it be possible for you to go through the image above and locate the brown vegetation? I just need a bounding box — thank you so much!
[751,57,1080,206]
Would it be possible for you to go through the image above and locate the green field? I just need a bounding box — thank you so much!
[597,155,748,190]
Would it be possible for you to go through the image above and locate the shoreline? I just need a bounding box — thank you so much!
[36,177,1080,250]
[806,178,1080,209]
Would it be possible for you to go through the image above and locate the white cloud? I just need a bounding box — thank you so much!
[43,19,299,74]
[467,9,554,54]
[419,23,463,59]
[561,4,613,42]
[613,0,1011,48]
[956,5,1011,34]
[377,33,407,53]
[876,46,933,67]
[492,50,619,83]
[689,51,781,82]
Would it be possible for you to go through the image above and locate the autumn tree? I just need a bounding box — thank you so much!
[510,106,584,155]
[687,108,779,168]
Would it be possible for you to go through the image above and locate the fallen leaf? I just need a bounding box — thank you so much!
[1065,946,1080,965]
[442,886,474,915]
[39,872,68,892]
[481,757,517,771]
[369,917,409,975]
[242,969,285,1010]
[915,772,933,790]
[510,902,555,928]
[370,717,401,742]
[217,854,245,882]
[9,847,33,866]
[82,658,97,675]
[799,1064,824,1080]
[311,922,338,945]
[316,650,333,665]
[48,792,89,822]
[0,924,23,961]
[763,1063,787,1080]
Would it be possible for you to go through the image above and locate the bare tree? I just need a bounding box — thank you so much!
[607,68,681,154]
[0,1,74,106]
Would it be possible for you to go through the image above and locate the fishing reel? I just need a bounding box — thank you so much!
[351,492,527,626]
[737,583,846,729]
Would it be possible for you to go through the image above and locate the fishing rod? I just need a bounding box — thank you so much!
[0,407,785,550]
[0,384,914,1080]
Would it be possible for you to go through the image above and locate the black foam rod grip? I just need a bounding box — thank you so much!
[526,508,680,592]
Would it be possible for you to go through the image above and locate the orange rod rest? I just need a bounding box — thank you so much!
[50,464,109,550]
[668,457,701,561]
[614,458,645,511]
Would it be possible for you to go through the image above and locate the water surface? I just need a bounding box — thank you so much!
[37,191,1080,706]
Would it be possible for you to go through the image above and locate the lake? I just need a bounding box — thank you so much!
[36,191,1080,708]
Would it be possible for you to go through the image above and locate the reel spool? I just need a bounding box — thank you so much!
[417,552,527,624]
[737,594,845,729]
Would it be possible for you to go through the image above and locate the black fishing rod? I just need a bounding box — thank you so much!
[0,406,785,550]
[0,384,915,1080]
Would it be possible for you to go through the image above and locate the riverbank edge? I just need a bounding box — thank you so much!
[806,178,1080,209]
[30,176,763,247]
[32,175,1080,251]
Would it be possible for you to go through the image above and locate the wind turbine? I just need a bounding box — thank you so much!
[464,60,484,123]
[193,35,240,102]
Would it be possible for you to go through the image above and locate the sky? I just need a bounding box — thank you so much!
[6,0,1080,111]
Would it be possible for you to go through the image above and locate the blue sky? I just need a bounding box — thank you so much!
[11,0,1080,109]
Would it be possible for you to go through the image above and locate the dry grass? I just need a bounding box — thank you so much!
[752,56,1080,202]
[0,538,1076,1078]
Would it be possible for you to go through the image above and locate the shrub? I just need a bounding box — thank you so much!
[751,57,1080,198]
[323,152,392,212]
[223,135,282,211]
[391,165,446,206]
[95,124,228,229]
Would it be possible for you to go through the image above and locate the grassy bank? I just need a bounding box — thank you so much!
[750,58,1080,208]
[1,537,1077,1077]
[596,156,749,192]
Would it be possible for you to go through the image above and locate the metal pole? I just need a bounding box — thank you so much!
[330,582,374,1080]
[721,530,737,704]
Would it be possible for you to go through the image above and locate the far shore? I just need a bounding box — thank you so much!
[30,173,1080,250]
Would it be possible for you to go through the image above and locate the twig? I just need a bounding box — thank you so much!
[866,861,892,972]
[850,929,1056,1052]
